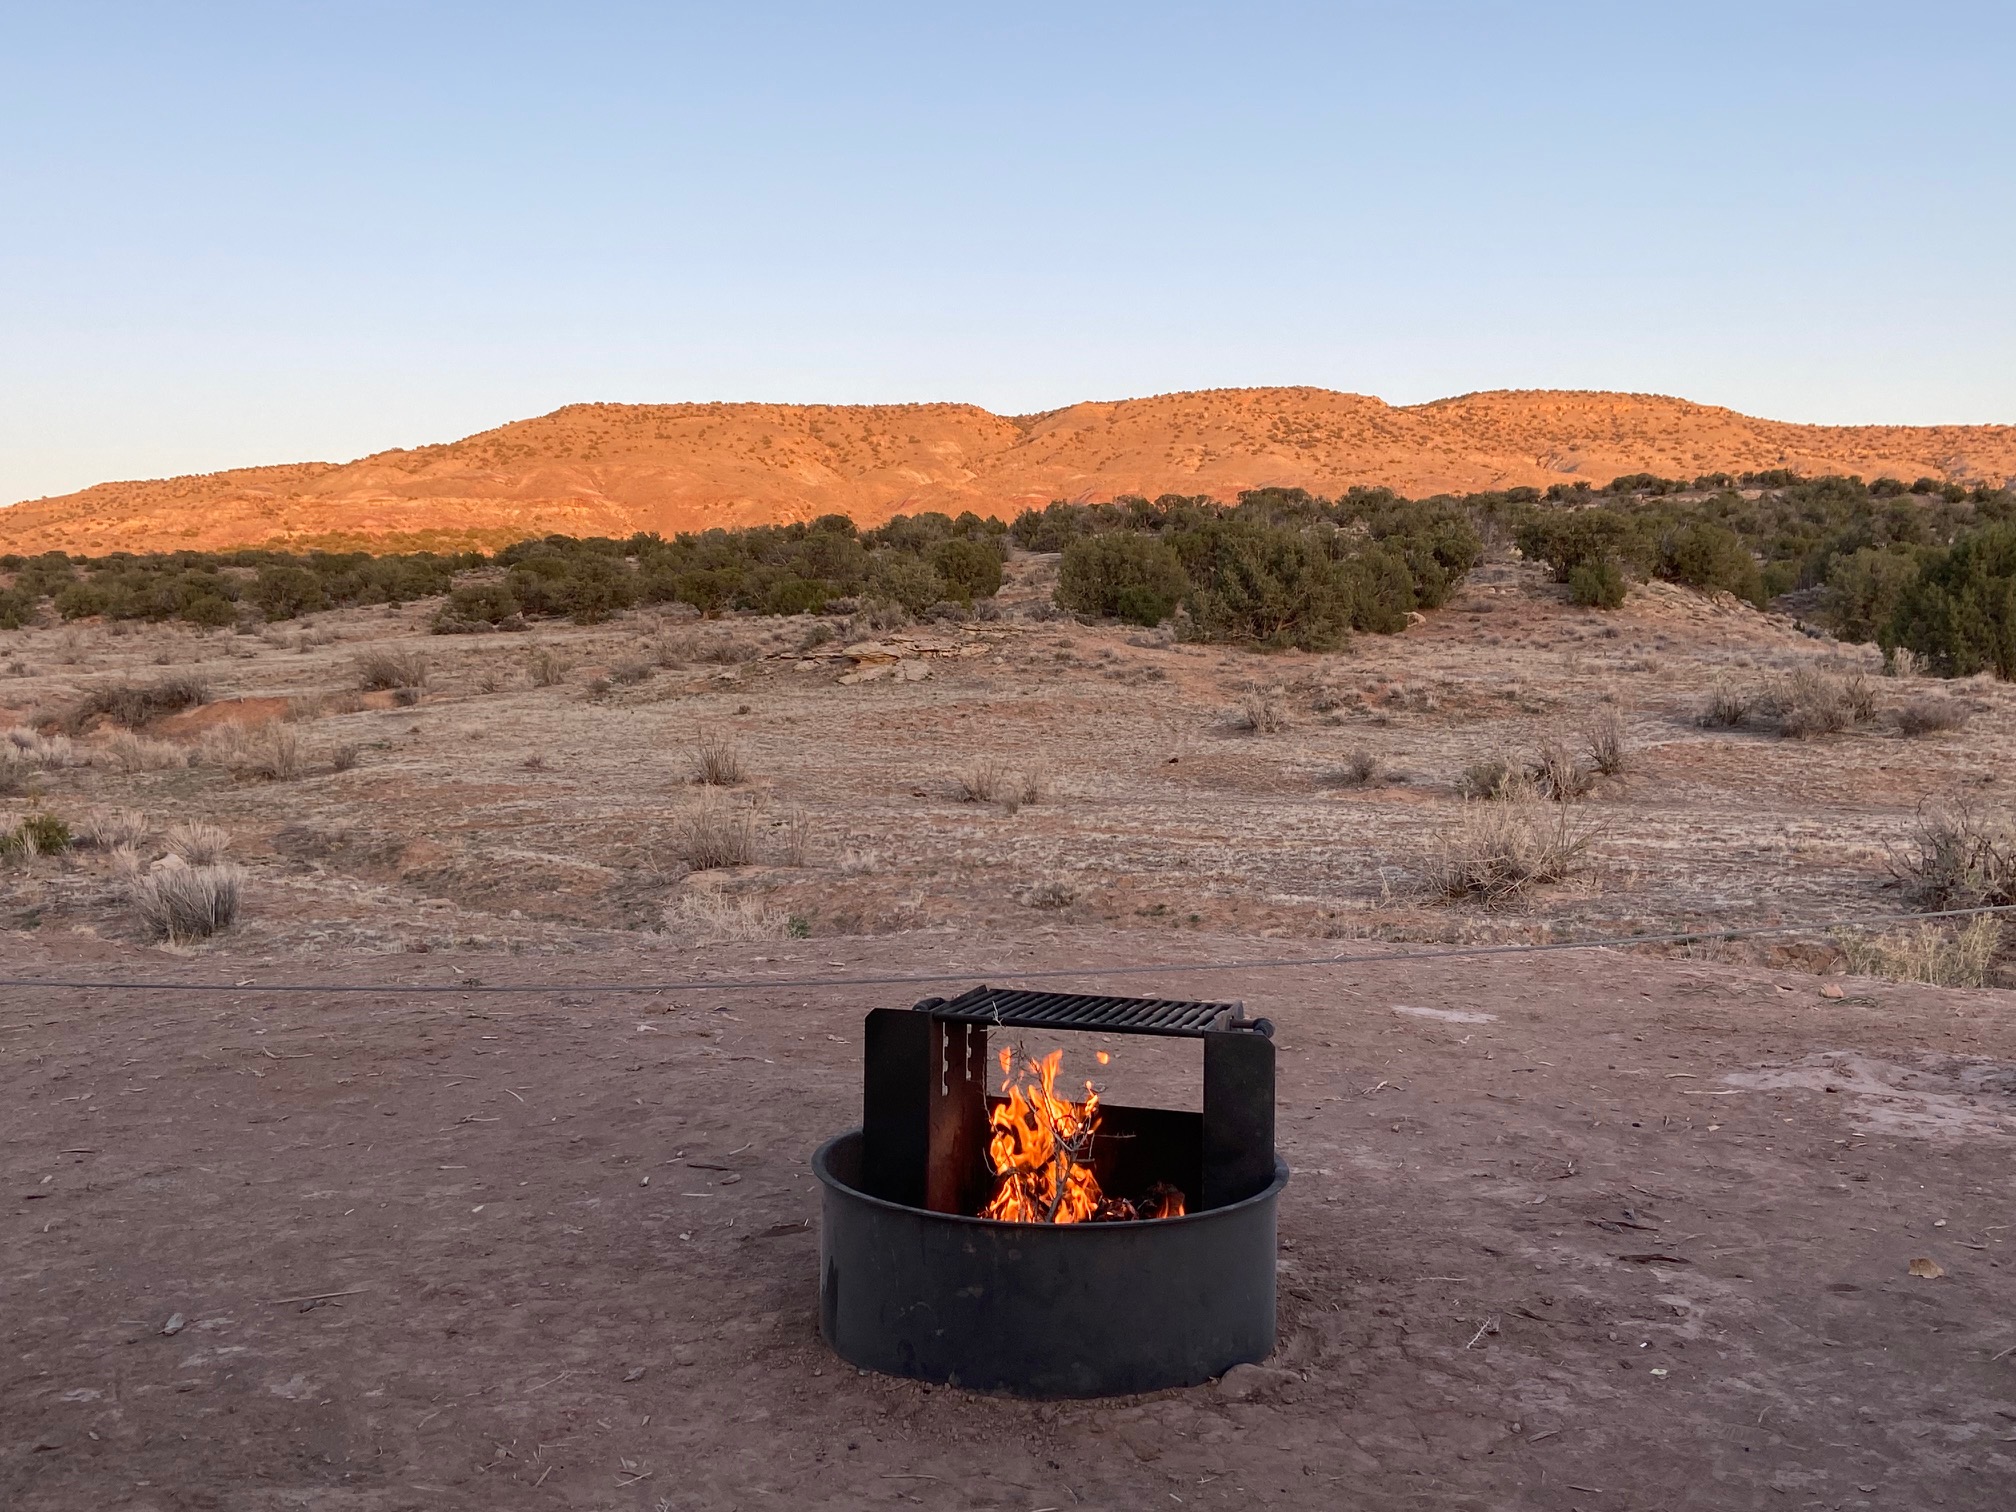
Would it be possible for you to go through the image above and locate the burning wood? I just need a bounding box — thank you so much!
[979,1047,1187,1224]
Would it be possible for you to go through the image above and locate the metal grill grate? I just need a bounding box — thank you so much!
[916,986,1259,1039]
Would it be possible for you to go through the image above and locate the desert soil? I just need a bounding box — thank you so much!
[3,553,2014,1508]
[3,928,2014,1511]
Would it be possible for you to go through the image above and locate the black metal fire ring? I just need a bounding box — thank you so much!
[814,1130,1290,1398]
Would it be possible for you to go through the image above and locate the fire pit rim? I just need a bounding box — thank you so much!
[812,1127,1290,1229]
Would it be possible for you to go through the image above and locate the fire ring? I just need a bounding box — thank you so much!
[814,988,1290,1398]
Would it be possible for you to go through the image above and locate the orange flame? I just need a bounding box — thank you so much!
[981,1047,1104,1224]
[978,1047,1188,1223]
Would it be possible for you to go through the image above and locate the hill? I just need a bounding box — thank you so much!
[5,386,2015,554]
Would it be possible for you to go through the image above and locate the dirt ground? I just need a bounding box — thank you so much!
[4,926,2014,1511]
[4,553,2015,1508]
[1,554,2012,967]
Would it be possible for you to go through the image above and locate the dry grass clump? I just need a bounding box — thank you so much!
[771,806,814,867]
[955,760,1007,803]
[1890,803,2016,911]
[1018,876,1078,909]
[6,726,82,768]
[1697,681,1753,729]
[1,812,72,858]
[954,760,1048,810]
[528,648,573,687]
[663,878,786,942]
[165,821,231,866]
[62,674,210,733]
[1836,917,2004,988]
[1529,740,1595,802]
[1233,690,1289,734]
[203,724,303,781]
[78,807,150,851]
[1456,756,1520,801]
[671,792,758,870]
[1324,750,1384,788]
[688,729,748,786]
[1583,712,1631,776]
[131,857,244,943]
[103,731,190,772]
[1700,666,1881,739]
[1895,695,1971,737]
[1424,799,1600,904]
[355,648,428,692]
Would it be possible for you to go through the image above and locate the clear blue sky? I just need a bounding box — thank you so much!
[3,2,2011,504]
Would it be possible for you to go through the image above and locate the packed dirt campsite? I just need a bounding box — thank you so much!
[7,10,2016,1511]
[3,386,2015,1510]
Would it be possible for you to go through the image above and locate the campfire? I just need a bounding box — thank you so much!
[980,1047,1185,1224]
[814,986,1288,1397]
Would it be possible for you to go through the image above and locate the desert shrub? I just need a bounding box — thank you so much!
[355,648,429,691]
[1836,917,2003,988]
[1056,535,1189,626]
[927,537,1005,604]
[527,648,572,686]
[609,660,653,686]
[1326,750,1383,787]
[1018,877,1077,909]
[1698,681,1754,728]
[866,556,946,615]
[1529,740,1594,801]
[1516,508,1651,586]
[670,794,758,869]
[1584,712,1630,775]
[432,581,522,632]
[1567,559,1628,608]
[165,821,231,865]
[78,808,149,850]
[1423,799,1599,904]
[1176,519,1358,651]
[1895,695,1971,736]
[103,731,190,772]
[62,674,210,733]
[663,878,784,942]
[688,730,747,787]
[2,812,72,857]
[772,807,813,866]
[5,727,81,768]
[131,858,244,941]
[248,566,331,621]
[1824,548,1920,642]
[1655,520,1763,603]
[205,724,303,781]
[954,760,1006,803]
[1764,667,1860,739]
[1457,756,1520,800]
[1234,690,1289,734]
[1890,803,2016,911]
[1883,522,2016,680]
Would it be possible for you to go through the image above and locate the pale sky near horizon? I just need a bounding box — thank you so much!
[3,2,2012,505]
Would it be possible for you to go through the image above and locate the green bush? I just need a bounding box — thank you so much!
[1823,548,1920,643]
[1884,523,2016,679]
[432,580,521,631]
[1056,535,1189,625]
[1176,519,1353,651]
[1568,559,1628,608]
[927,537,1004,604]
[866,556,945,615]
[2,813,72,856]
[1656,520,1762,603]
